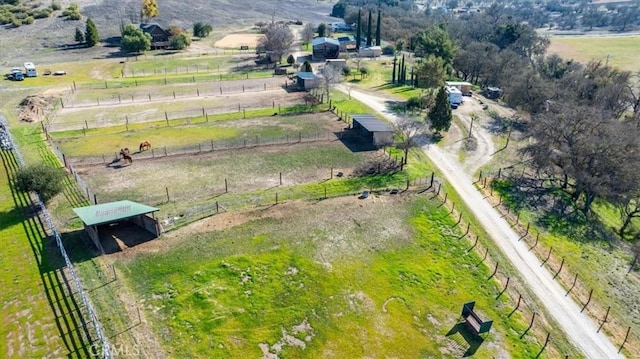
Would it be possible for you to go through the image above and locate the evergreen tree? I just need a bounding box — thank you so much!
[318,23,328,37]
[331,1,347,18]
[391,56,397,84]
[74,27,84,43]
[366,10,372,46]
[287,54,295,66]
[428,87,453,134]
[85,18,99,47]
[375,10,381,46]
[356,9,361,51]
[301,61,313,72]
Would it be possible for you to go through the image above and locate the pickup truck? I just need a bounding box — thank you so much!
[6,68,24,81]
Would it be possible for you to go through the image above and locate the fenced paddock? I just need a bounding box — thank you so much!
[62,77,289,108]
[49,87,310,132]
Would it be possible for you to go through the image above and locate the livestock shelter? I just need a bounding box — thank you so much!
[139,23,170,49]
[312,37,340,61]
[295,72,319,90]
[73,200,161,254]
[350,114,393,148]
[445,81,472,96]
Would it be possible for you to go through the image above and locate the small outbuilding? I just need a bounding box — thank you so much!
[295,72,319,90]
[445,81,472,96]
[484,87,502,99]
[312,37,340,61]
[350,114,393,148]
[73,200,161,254]
[338,36,357,52]
[358,46,382,58]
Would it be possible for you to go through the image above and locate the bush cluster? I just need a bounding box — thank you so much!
[0,1,57,26]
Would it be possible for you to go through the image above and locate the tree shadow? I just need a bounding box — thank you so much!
[1,150,95,357]
[446,322,485,357]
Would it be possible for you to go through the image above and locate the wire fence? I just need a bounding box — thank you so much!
[59,130,342,168]
[70,70,278,90]
[60,80,288,109]
[0,116,111,358]
[476,165,638,355]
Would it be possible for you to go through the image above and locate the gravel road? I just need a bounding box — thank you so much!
[343,86,623,358]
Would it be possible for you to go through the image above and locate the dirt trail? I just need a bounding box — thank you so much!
[343,87,622,358]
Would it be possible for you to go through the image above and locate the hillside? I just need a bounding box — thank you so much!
[0,0,338,66]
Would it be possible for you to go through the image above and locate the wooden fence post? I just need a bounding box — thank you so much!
[225,179,228,193]
[619,327,631,353]
[566,273,578,296]
[165,187,170,202]
[581,288,593,312]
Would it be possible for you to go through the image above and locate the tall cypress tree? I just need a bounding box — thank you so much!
[375,10,381,46]
[356,9,361,51]
[391,56,397,84]
[366,10,372,46]
[428,87,453,134]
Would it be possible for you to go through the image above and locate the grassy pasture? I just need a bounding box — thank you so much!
[547,35,640,73]
[118,195,544,358]
[0,150,94,357]
[50,111,338,157]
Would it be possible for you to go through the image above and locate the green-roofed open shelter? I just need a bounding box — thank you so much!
[73,200,161,254]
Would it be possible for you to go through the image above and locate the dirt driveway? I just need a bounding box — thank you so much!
[343,87,621,358]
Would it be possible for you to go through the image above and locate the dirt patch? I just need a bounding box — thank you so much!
[17,95,58,123]
[215,33,262,49]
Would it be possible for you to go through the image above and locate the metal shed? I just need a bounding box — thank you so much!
[73,200,160,253]
[350,114,393,148]
[296,72,319,90]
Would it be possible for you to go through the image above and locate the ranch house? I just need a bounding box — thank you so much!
[140,23,170,49]
[350,114,393,148]
[312,37,340,61]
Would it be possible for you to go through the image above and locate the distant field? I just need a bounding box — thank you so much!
[547,35,640,72]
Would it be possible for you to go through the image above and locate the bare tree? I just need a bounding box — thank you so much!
[320,65,343,103]
[301,23,315,46]
[258,24,295,64]
[395,115,425,165]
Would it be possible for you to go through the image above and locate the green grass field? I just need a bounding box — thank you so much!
[0,150,94,358]
[547,35,640,72]
[118,195,548,358]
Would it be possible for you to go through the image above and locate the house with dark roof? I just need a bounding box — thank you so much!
[312,37,340,61]
[139,23,170,49]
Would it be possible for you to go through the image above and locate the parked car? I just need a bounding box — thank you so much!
[6,68,24,81]
[359,190,370,199]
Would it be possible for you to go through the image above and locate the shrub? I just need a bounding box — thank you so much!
[15,164,65,203]
[67,12,81,20]
[170,32,191,50]
[382,45,395,55]
[24,15,33,24]
[51,1,61,10]
[32,9,52,19]
[11,18,22,27]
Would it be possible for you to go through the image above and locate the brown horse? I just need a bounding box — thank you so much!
[120,148,132,164]
[139,141,151,152]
